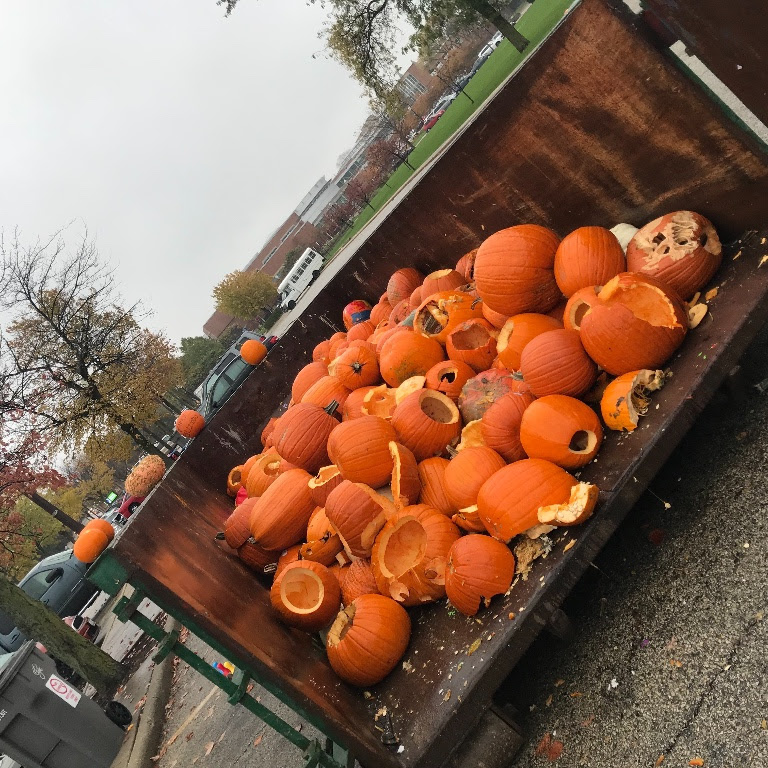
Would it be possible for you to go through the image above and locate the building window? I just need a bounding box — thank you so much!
[398,73,427,102]
[262,247,279,266]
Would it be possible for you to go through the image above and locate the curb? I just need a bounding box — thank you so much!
[113,615,180,768]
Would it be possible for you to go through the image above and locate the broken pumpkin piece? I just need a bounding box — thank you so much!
[600,369,665,432]
[687,303,708,329]
[451,504,487,533]
[537,482,598,527]
[395,375,426,405]
[362,384,398,420]
[388,441,421,509]
[456,419,487,451]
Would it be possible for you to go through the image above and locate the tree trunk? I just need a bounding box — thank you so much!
[118,422,165,457]
[28,492,84,534]
[159,395,181,416]
[0,576,125,692]
[466,0,530,52]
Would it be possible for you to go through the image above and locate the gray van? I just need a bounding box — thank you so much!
[0,551,98,653]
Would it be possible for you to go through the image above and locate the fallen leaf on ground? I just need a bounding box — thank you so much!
[554,679,564,687]
[185,731,194,742]
[581,715,595,727]
[253,735,263,747]
[563,539,576,553]
[761,719,767,730]
[547,741,563,761]
[246,683,254,693]
[655,755,665,766]
[688,759,704,766]
[125,724,134,733]
[204,742,214,757]
[704,288,718,301]
[535,733,552,756]
[467,638,481,655]
[570,691,583,697]
[669,659,683,668]
[545,695,553,707]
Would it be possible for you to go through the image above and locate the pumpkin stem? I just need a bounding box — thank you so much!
[446,445,459,458]
[471,296,483,309]
[214,532,225,540]
[325,400,340,416]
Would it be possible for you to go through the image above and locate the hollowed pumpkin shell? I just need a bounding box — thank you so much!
[249,469,315,551]
[554,226,626,297]
[600,369,665,431]
[496,313,563,371]
[520,329,598,398]
[379,332,446,388]
[308,465,344,506]
[519,395,603,468]
[443,446,506,510]
[417,457,455,516]
[270,560,341,631]
[341,385,377,420]
[537,481,599,527]
[391,390,462,462]
[325,481,396,558]
[446,319,498,373]
[413,290,484,343]
[563,286,601,331]
[361,384,398,420]
[227,465,244,497]
[244,449,283,497]
[327,415,397,488]
[445,535,515,616]
[326,594,411,686]
[422,269,466,299]
[579,273,688,375]
[474,225,562,316]
[389,441,421,509]
[455,248,477,282]
[477,459,577,542]
[340,559,381,605]
[371,505,461,606]
[458,368,530,424]
[424,360,475,402]
[626,211,722,300]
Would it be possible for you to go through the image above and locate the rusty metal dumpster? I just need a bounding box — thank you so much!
[87,1,768,766]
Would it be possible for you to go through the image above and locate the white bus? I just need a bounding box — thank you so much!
[276,248,324,310]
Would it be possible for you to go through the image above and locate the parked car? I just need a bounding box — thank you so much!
[421,110,446,132]
[116,493,145,522]
[0,551,100,653]
[259,335,279,350]
[477,30,505,60]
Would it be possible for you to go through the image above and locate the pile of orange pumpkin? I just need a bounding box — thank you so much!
[219,210,721,688]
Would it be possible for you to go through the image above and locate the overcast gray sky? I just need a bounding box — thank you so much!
[0,0,374,346]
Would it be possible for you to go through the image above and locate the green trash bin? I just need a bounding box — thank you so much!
[0,641,125,768]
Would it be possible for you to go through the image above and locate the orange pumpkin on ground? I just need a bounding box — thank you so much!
[313,340,332,365]
[326,594,411,686]
[480,390,536,462]
[424,360,476,402]
[387,268,424,307]
[329,338,349,361]
[563,286,601,331]
[370,300,393,325]
[327,415,397,488]
[520,329,598,398]
[554,226,626,297]
[221,499,259,548]
[270,560,341,631]
[519,395,603,468]
[325,481,396,558]
[600,369,666,431]
[446,319,498,373]
[274,545,302,580]
[300,376,350,408]
[371,505,461,606]
[443,446,506,510]
[474,225,562,316]
[175,409,205,438]
[291,361,328,402]
[330,345,380,390]
[391,390,461,462]
[417,457,455,516]
[346,319,375,343]
[408,286,424,311]
[496,313,563,371]
[579,273,688,375]
[477,459,576,541]
[459,368,530,423]
[240,338,268,365]
[626,211,722,300]
[379,331,445,388]
[374,325,411,355]
[421,269,466,298]
[412,290,484,343]
[342,300,372,331]
[261,418,278,448]
[249,469,315,551]
[546,298,568,322]
[84,518,115,542]
[445,535,515,616]
[272,402,338,474]
[73,528,109,563]
[388,299,412,325]
[238,540,280,574]
[340,559,381,605]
